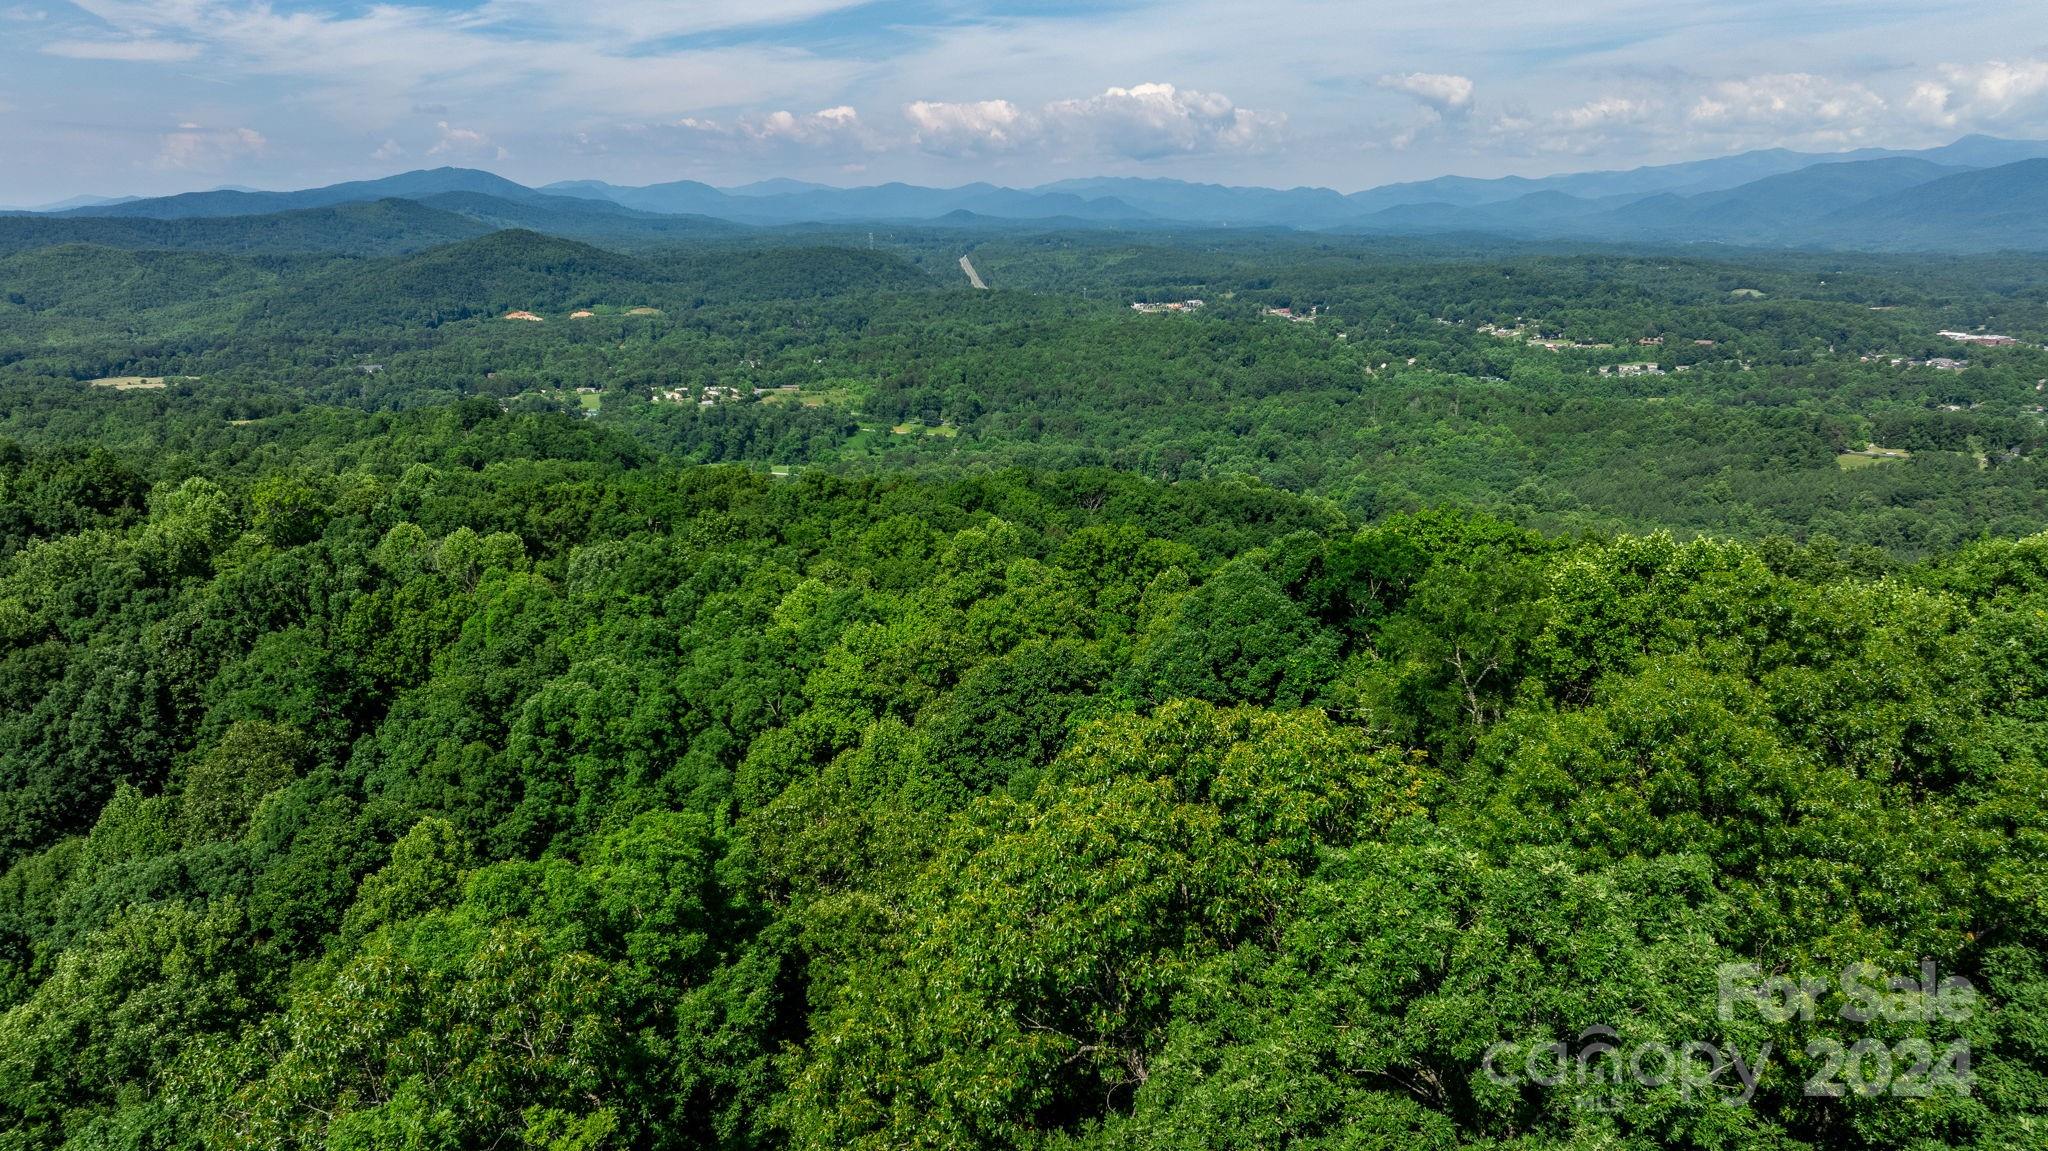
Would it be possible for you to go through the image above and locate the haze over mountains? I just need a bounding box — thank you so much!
[9,134,2048,253]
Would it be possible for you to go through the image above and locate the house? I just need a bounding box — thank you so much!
[1939,330,2019,346]
[1601,362,1665,377]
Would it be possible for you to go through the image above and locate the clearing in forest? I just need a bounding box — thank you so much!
[86,376,185,389]
[1837,444,1911,470]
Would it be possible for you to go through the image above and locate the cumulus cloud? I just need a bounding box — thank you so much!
[1555,96,1656,131]
[1484,95,1662,155]
[1372,72,1474,149]
[1477,72,1915,158]
[1044,82,1279,158]
[745,105,865,146]
[1378,72,1474,115]
[1689,73,1886,130]
[906,83,1280,161]
[427,121,506,160]
[904,99,1028,156]
[1908,59,2048,127]
[666,104,877,160]
[156,123,265,170]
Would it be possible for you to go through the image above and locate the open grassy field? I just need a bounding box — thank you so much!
[1837,444,1912,470]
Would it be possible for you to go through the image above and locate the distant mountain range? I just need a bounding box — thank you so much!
[9,134,2048,252]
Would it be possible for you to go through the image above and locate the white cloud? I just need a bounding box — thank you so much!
[156,123,265,170]
[746,105,865,146]
[427,120,506,160]
[1483,94,1662,155]
[372,138,405,162]
[663,104,877,162]
[1378,72,1474,114]
[1909,59,2048,128]
[1556,96,1655,131]
[1043,82,1280,158]
[1689,73,1885,130]
[907,83,1280,161]
[905,99,1027,155]
[1374,72,1474,150]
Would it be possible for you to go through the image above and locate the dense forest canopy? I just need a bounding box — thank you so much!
[0,215,2044,1150]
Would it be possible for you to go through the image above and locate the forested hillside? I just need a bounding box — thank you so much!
[1,216,2047,1149]
[7,227,2048,553]
[0,402,2041,1149]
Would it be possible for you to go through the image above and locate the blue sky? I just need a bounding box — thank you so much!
[2,0,2045,204]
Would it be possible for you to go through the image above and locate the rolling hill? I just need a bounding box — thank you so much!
[1809,158,2048,251]
[547,178,1152,224]
[55,167,553,220]
[239,227,938,334]
[0,198,492,256]
[245,229,663,331]
[1589,157,1970,242]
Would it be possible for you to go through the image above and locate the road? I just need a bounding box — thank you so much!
[959,254,988,290]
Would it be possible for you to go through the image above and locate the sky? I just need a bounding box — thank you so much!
[2,0,2046,205]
